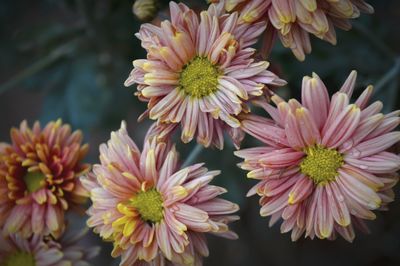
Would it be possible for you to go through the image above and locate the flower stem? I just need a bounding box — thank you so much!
[374,57,400,94]
[353,22,396,61]
[0,38,80,96]
[182,144,204,168]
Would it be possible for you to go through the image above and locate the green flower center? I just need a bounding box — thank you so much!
[300,145,344,185]
[130,188,164,223]
[179,57,220,98]
[2,252,35,266]
[23,171,46,193]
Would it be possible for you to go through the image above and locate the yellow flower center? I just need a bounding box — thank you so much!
[23,171,46,193]
[300,145,344,185]
[130,188,164,223]
[179,57,220,98]
[2,252,35,266]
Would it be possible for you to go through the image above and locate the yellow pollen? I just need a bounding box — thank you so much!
[179,57,220,98]
[300,145,344,185]
[2,251,36,266]
[130,188,164,223]
[242,11,259,23]
[23,171,46,193]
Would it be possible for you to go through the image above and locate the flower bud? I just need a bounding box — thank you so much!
[133,0,158,22]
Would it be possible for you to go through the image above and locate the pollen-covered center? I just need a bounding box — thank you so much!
[300,145,344,185]
[22,171,46,193]
[130,188,164,223]
[3,251,36,266]
[179,57,220,98]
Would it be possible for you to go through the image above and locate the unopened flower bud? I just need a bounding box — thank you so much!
[133,0,158,22]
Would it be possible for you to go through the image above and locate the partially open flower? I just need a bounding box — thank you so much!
[82,122,239,265]
[235,71,400,242]
[214,0,374,60]
[0,230,99,266]
[133,0,159,22]
[0,120,90,238]
[125,2,285,149]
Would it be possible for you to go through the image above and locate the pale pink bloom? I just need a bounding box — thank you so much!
[0,229,99,266]
[81,122,239,265]
[235,71,400,242]
[215,0,374,60]
[0,120,90,238]
[125,2,285,149]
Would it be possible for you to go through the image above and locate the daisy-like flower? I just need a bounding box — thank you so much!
[235,71,400,242]
[0,120,90,238]
[0,230,99,266]
[125,2,285,149]
[214,0,374,60]
[81,122,239,265]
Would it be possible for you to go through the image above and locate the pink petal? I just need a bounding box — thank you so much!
[301,73,330,129]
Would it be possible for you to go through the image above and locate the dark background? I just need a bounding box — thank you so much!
[1,1,400,265]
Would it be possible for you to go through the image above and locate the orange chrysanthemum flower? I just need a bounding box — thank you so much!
[0,120,90,238]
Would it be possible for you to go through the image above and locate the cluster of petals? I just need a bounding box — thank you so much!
[81,122,239,265]
[213,0,374,60]
[125,1,285,149]
[0,119,90,238]
[235,71,400,241]
[0,229,99,266]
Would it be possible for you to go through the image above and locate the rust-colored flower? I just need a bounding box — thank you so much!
[0,120,90,238]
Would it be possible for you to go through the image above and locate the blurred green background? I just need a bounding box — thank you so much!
[1,1,400,265]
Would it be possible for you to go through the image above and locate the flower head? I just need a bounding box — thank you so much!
[235,71,400,241]
[82,122,239,265]
[215,0,374,60]
[0,230,99,266]
[125,2,285,149]
[0,120,90,238]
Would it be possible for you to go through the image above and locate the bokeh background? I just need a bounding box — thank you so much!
[1,1,400,265]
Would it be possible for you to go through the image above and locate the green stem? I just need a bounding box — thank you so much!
[353,22,396,61]
[0,38,80,96]
[374,57,400,94]
[182,144,204,168]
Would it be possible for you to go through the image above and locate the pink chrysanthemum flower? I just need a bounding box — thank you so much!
[214,0,374,60]
[81,122,239,265]
[0,230,99,266]
[235,71,400,242]
[0,120,90,238]
[125,2,285,149]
